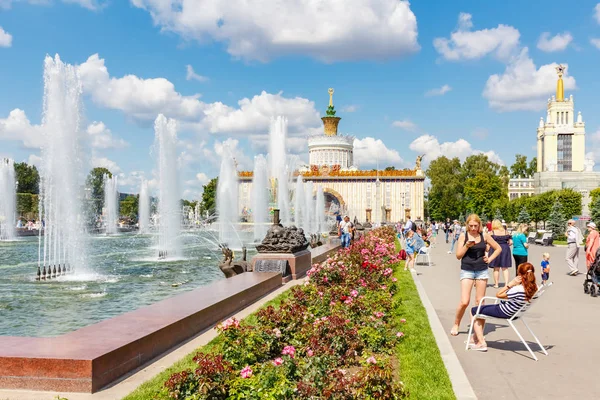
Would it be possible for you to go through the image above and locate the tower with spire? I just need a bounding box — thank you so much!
[536,64,586,173]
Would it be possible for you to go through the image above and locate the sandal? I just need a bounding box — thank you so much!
[493,285,499,289]
[450,326,459,336]
[471,343,488,352]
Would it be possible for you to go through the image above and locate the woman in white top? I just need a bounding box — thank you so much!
[468,262,538,351]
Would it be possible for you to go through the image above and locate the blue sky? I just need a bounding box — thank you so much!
[2,0,600,199]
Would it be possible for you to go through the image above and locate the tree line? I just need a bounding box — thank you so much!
[426,154,582,228]
[10,163,218,221]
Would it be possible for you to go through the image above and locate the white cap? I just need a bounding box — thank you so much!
[588,222,597,229]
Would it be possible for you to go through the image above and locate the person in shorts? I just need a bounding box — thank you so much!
[338,215,354,248]
[450,214,502,337]
[541,252,550,285]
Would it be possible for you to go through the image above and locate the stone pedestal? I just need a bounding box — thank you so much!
[252,249,312,281]
[366,208,372,223]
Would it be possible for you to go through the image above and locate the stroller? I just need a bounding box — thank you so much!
[584,247,600,297]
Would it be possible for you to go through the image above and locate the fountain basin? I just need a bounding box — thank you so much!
[0,272,281,393]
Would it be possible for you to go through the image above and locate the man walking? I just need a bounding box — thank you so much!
[448,220,461,254]
[444,218,451,243]
[565,219,582,275]
[339,215,354,248]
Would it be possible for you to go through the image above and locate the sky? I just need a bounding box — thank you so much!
[2,0,600,200]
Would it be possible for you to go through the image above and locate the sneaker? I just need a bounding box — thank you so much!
[570,270,579,276]
[471,344,488,352]
[410,269,417,273]
[447,251,452,254]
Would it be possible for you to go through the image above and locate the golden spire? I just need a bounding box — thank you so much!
[328,88,334,107]
[556,64,565,102]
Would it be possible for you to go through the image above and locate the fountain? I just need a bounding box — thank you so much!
[316,186,326,234]
[293,175,304,230]
[38,55,86,278]
[138,179,150,234]
[217,144,242,249]
[251,155,269,242]
[0,158,16,241]
[269,117,291,226]
[303,180,314,235]
[154,114,181,259]
[103,174,118,235]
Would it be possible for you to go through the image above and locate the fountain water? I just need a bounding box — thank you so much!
[294,175,304,230]
[138,179,150,234]
[103,174,118,235]
[269,117,291,225]
[154,114,181,258]
[316,186,326,233]
[0,158,16,241]
[38,55,87,277]
[217,145,242,249]
[303,180,314,234]
[251,155,269,242]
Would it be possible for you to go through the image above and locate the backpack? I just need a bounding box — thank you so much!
[410,221,417,232]
[398,249,407,260]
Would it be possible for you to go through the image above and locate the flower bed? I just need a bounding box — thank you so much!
[163,226,407,399]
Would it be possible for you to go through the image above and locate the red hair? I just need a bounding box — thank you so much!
[517,262,537,301]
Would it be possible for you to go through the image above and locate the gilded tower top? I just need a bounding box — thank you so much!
[555,64,565,102]
[322,87,341,136]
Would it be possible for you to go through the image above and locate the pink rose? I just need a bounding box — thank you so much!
[282,345,296,358]
[272,357,284,366]
[240,366,253,378]
[400,318,406,323]
[350,289,359,297]
[273,328,282,337]
[366,356,377,364]
[392,277,398,282]
[396,331,405,337]
[307,348,314,357]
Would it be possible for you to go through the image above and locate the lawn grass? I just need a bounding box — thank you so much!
[552,239,567,245]
[122,289,293,400]
[394,242,456,400]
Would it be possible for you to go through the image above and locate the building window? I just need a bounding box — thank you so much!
[566,111,569,125]
[366,183,372,208]
[557,134,572,172]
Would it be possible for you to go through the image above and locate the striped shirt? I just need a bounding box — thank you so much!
[498,285,527,317]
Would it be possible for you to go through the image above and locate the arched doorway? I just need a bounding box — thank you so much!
[323,188,345,216]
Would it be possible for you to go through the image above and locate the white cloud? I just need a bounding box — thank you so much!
[353,137,403,168]
[483,48,576,111]
[79,54,205,122]
[409,134,504,166]
[590,38,600,49]
[186,65,208,83]
[86,121,128,149]
[199,91,321,134]
[425,84,452,97]
[214,138,252,170]
[131,0,419,62]
[433,12,520,62]
[0,109,43,148]
[341,105,358,113]
[586,130,600,164]
[537,32,572,52]
[0,26,12,48]
[595,4,600,24]
[391,119,417,131]
[78,54,321,135]
[27,154,42,168]
[62,0,105,10]
[91,156,121,174]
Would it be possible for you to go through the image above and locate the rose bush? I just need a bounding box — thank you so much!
[163,226,408,399]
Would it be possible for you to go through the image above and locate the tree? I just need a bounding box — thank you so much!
[14,162,40,194]
[120,195,138,219]
[200,177,218,217]
[526,157,537,177]
[494,208,503,221]
[555,188,582,220]
[547,201,566,239]
[86,167,112,216]
[510,154,529,178]
[426,156,464,221]
[517,206,531,224]
[590,188,600,204]
[591,196,600,227]
[384,166,396,171]
[461,155,506,217]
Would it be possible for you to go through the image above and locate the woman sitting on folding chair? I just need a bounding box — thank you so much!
[468,262,538,352]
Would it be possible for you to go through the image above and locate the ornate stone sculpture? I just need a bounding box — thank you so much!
[309,233,323,248]
[256,224,309,253]
[219,246,253,278]
[415,154,424,170]
[354,216,364,231]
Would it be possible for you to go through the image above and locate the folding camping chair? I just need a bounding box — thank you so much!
[466,283,552,361]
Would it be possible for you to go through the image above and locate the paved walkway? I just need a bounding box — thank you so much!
[416,239,598,400]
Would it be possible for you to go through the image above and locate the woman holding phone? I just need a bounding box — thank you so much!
[450,214,502,336]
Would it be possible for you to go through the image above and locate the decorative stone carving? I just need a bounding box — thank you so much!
[219,246,253,278]
[309,233,323,248]
[256,224,310,253]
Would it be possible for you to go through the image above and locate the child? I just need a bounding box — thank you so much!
[404,230,417,272]
[541,252,550,285]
